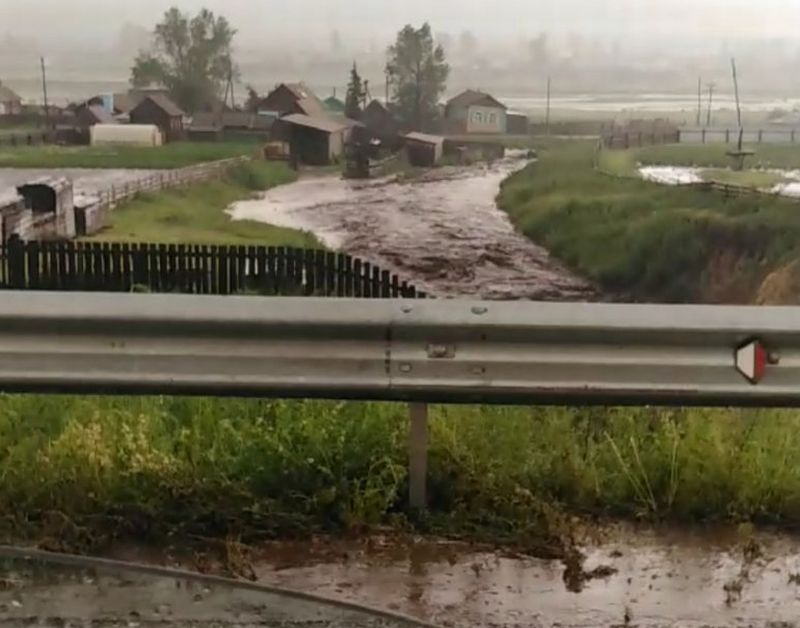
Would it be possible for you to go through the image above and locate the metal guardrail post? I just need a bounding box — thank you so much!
[408,402,429,510]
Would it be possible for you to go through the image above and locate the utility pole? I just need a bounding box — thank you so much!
[706,82,715,127]
[696,76,702,127]
[384,68,391,105]
[40,57,50,129]
[731,57,743,151]
[545,76,552,135]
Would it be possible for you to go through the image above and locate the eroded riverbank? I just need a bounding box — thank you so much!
[228,157,594,300]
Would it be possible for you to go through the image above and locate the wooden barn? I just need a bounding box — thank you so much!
[130,94,185,142]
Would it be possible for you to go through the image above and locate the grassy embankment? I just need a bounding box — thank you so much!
[0,141,261,169]
[87,160,320,247]
[3,395,800,555]
[499,140,800,303]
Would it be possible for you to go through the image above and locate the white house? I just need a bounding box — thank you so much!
[444,90,507,135]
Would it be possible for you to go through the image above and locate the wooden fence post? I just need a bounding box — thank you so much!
[701,129,706,144]
[759,130,764,143]
[7,235,25,289]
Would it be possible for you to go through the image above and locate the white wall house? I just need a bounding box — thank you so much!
[444,90,507,135]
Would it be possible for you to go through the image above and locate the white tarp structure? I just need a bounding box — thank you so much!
[91,124,163,147]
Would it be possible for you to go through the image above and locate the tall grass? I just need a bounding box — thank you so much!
[3,395,800,551]
[498,141,800,303]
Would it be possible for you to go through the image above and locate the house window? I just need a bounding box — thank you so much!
[473,111,483,123]
[489,113,497,124]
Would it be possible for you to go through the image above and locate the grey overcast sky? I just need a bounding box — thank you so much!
[2,0,799,46]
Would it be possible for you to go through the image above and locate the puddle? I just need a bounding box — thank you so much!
[228,156,594,301]
[242,525,800,628]
[638,165,703,185]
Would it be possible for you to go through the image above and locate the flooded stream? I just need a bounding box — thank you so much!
[229,156,594,300]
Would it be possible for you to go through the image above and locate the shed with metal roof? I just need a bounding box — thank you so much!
[274,114,348,166]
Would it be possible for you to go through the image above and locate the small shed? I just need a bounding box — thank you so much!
[91,124,163,147]
[506,112,529,135]
[274,114,348,166]
[404,132,444,167]
[129,94,185,142]
[16,177,76,239]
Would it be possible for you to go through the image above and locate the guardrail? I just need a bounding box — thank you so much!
[1,291,796,506]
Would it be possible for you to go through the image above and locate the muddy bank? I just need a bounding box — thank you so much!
[249,525,800,628]
[94,524,800,628]
[229,157,594,300]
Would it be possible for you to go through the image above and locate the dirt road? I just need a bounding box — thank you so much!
[229,156,594,300]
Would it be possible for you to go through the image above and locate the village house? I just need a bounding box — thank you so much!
[323,91,345,114]
[257,83,327,118]
[0,81,22,116]
[444,90,507,135]
[129,94,185,143]
[74,103,115,129]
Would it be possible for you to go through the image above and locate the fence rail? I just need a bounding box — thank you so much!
[678,128,800,145]
[0,239,426,298]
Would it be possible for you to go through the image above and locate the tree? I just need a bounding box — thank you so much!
[345,62,366,120]
[131,6,237,113]
[245,85,261,114]
[386,24,449,131]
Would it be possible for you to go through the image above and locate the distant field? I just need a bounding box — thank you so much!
[88,160,320,248]
[0,141,261,169]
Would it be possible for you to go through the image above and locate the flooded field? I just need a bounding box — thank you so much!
[229,156,594,300]
[639,164,800,197]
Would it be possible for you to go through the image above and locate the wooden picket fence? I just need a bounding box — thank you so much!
[0,238,427,298]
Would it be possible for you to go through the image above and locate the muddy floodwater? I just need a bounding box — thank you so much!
[247,525,800,627]
[229,156,594,300]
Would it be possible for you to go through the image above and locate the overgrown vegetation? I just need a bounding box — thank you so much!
[88,161,320,247]
[499,140,800,302]
[3,395,800,553]
[0,141,260,169]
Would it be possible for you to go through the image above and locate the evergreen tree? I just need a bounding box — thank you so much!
[345,62,365,120]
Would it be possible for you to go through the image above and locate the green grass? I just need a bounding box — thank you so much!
[88,161,320,247]
[0,141,261,169]
[2,395,800,553]
[499,140,800,303]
